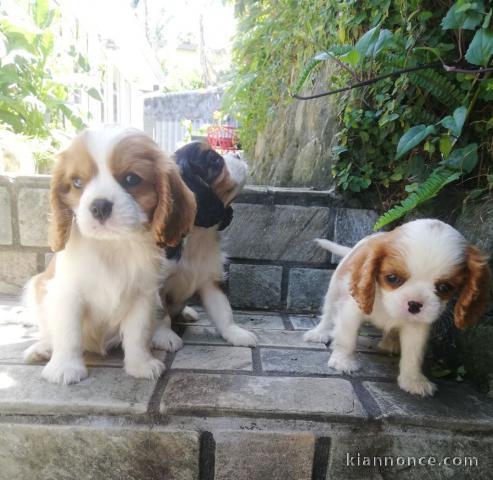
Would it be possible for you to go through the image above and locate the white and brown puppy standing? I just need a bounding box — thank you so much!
[23,125,196,384]
[152,142,258,351]
[304,219,491,396]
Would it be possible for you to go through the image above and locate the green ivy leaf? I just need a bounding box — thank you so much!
[396,124,436,159]
[441,106,467,137]
[441,1,485,30]
[439,135,454,158]
[465,28,493,66]
[339,50,359,66]
[355,26,381,58]
[371,29,392,57]
[443,143,478,172]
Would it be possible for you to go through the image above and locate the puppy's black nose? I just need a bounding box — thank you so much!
[90,199,113,223]
[408,301,423,314]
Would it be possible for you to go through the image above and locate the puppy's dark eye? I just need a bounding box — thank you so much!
[435,282,453,295]
[72,177,83,189]
[385,274,402,286]
[121,173,142,188]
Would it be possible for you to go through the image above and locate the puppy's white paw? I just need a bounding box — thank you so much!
[180,306,199,322]
[304,327,332,344]
[23,341,51,363]
[125,357,165,380]
[328,351,360,374]
[398,374,437,397]
[222,326,257,347]
[152,326,184,352]
[42,356,88,385]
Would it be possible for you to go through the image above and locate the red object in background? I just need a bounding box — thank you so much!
[207,125,238,153]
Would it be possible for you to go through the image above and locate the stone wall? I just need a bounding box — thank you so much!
[249,63,338,188]
[0,175,50,295]
[0,174,378,314]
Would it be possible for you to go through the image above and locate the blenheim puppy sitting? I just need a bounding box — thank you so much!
[23,126,196,384]
[152,142,257,350]
[305,219,491,396]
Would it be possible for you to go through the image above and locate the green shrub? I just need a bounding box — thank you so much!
[226,1,493,226]
[0,0,101,172]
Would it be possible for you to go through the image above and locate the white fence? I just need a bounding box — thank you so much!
[148,119,210,154]
[144,87,225,154]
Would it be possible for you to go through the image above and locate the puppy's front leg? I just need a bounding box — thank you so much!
[122,295,165,379]
[199,281,257,347]
[327,304,362,373]
[397,323,436,396]
[42,291,88,385]
[152,311,184,352]
[304,287,335,343]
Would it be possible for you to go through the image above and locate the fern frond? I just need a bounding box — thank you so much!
[408,70,462,108]
[373,168,461,230]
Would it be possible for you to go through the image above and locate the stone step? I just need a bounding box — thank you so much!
[0,297,492,479]
[0,176,377,313]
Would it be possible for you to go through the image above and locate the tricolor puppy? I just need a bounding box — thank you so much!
[152,142,257,350]
[304,219,491,396]
[23,125,196,384]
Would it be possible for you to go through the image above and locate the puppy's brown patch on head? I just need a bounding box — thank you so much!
[50,135,97,251]
[378,250,410,291]
[434,265,467,301]
[454,245,491,328]
[340,232,401,315]
[109,134,161,219]
[110,132,196,247]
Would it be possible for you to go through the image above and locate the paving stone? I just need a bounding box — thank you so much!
[364,381,493,430]
[182,326,327,350]
[176,310,285,330]
[0,187,12,245]
[214,431,315,480]
[0,322,165,367]
[172,345,252,371]
[161,373,365,418]
[0,364,158,415]
[229,264,283,309]
[260,349,397,378]
[0,251,38,295]
[17,187,50,247]
[332,208,379,262]
[221,204,333,264]
[234,312,285,330]
[328,432,493,480]
[0,424,199,480]
[287,268,332,311]
[290,315,319,330]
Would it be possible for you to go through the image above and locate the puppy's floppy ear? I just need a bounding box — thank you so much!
[454,245,491,329]
[349,238,385,315]
[49,155,73,252]
[153,156,196,247]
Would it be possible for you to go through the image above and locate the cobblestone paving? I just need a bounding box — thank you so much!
[1,296,492,479]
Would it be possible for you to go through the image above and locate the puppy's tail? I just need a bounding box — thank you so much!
[315,238,352,258]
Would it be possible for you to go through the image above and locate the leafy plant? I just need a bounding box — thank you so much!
[227,0,493,224]
[0,0,102,172]
[292,1,493,227]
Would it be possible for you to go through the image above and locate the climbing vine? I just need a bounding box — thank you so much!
[226,1,493,226]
